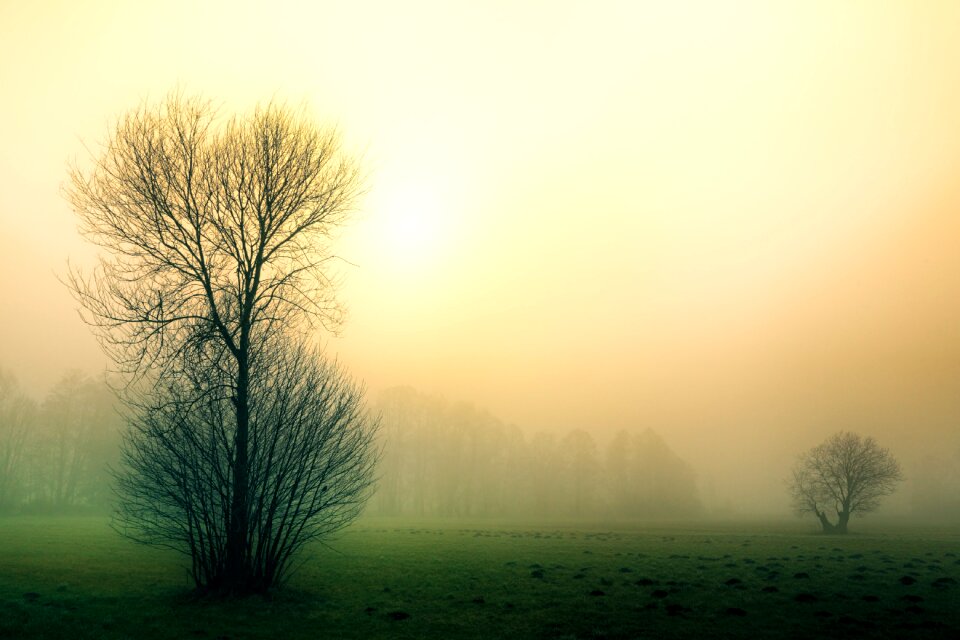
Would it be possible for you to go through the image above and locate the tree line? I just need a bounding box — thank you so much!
[369,387,703,520]
[0,368,121,513]
[6,365,957,528]
[0,373,705,520]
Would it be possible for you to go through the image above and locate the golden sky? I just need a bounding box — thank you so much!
[3,0,960,509]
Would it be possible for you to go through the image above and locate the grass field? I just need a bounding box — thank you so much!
[1,517,958,639]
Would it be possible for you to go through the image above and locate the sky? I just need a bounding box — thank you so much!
[2,0,960,512]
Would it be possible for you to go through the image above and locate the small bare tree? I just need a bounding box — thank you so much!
[789,431,903,534]
[67,92,370,592]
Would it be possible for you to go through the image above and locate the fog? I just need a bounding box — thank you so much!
[3,1,960,523]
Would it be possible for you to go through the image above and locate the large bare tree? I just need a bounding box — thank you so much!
[67,93,371,592]
[789,431,903,534]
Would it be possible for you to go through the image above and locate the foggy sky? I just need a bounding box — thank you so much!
[2,0,960,513]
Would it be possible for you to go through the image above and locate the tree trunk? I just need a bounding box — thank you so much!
[816,509,837,533]
[836,510,850,534]
[227,355,250,591]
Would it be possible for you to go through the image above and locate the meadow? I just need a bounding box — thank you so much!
[1,517,958,639]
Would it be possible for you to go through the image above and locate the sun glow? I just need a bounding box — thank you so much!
[373,181,450,274]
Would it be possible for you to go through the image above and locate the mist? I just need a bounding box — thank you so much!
[1,1,959,529]
[4,3,960,638]
[4,367,960,525]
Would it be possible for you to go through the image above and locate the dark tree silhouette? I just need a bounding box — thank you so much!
[789,431,903,534]
[114,338,378,591]
[66,92,370,592]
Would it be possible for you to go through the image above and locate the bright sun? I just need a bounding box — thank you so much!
[377,182,446,271]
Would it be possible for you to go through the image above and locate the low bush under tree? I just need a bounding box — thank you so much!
[114,339,379,592]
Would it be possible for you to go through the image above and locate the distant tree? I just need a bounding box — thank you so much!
[789,431,903,534]
[372,389,526,518]
[66,92,368,593]
[371,387,431,516]
[605,430,632,511]
[32,372,119,510]
[606,429,701,518]
[114,338,378,591]
[558,429,600,517]
[632,429,701,517]
[527,431,561,516]
[0,370,35,510]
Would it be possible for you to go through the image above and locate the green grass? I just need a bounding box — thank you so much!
[1,517,958,639]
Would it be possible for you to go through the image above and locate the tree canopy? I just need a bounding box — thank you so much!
[789,431,903,534]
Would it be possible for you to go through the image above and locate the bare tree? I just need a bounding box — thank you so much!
[66,92,368,592]
[789,431,903,533]
[114,338,378,591]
